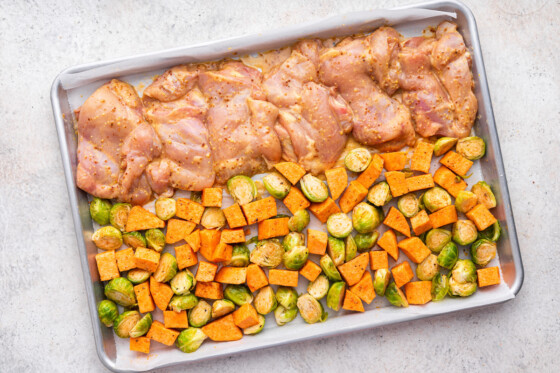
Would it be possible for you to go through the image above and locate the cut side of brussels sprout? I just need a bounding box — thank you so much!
[297,294,328,324]
[145,228,165,252]
[352,202,383,233]
[320,254,342,281]
[90,198,111,225]
[327,237,346,266]
[123,231,147,249]
[431,273,449,301]
[373,269,391,296]
[345,235,357,262]
[471,239,497,267]
[170,270,196,295]
[288,209,310,233]
[113,310,140,338]
[452,220,478,246]
[227,175,257,205]
[454,190,478,214]
[437,242,459,270]
[425,229,452,253]
[224,285,253,306]
[188,300,212,327]
[276,287,298,309]
[367,181,392,207]
[228,244,250,267]
[155,197,176,220]
[254,286,277,315]
[250,239,284,268]
[326,281,346,311]
[478,222,501,242]
[263,172,291,199]
[385,282,409,307]
[423,187,452,213]
[282,232,305,252]
[416,254,439,281]
[200,207,226,230]
[345,148,372,172]
[97,300,119,327]
[169,294,199,312]
[153,253,178,283]
[471,181,497,209]
[244,314,266,335]
[109,203,131,232]
[354,231,379,253]
[456,136,486,160]
[274,305,298,326]
[300,174,329,203]
[127,269,151,285]
[433,137,458,156]
[327,213,353,238]
[92,226,123,251]
[211,299,236,319]
[451,259,477,284]
[307,274,329,300]
[129,313,153,338]
[448,278,477,297]
[283,245,309,270]
[176,327,207,353]
[397,193,419,218]
[105,278,136,307]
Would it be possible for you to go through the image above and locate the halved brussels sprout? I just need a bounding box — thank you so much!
[155,197,176,220]
[418,192,426,210]
[97,300,119,327]
[326,281,346,311]
[113,310,140,338]
[425,229,452,253]
[288,209,310,233]
[188,300,212,327]
[123,231,147,249]
[254,286,277,315]
[345,148,371,172]
[224,284,253,306]
[352,202,383,233]
[431,273,449,301]
[227,175,257,205]
[297,294,328,324]
[471,239,497,267]
[276,287,298,309]
[416,254,439,281]
[345,235,357,262]
[300,174,328,203]
[451,259,478,284]
[320,254,342,281]
[109,203,131,232]
[423,187,452,212]
[228,244,250,267]
[327,213,353,238]
[274,305,298,326]
[452,220,478,246]
[327,237,345,266]
[176,327,207,353]
[190,191,202,203]
[263,172,291,199]
[385,282,409,308]
[170,270,196,295]
[127,269,151,285]
[201,207,226,230]
[433,137,458,156]
[307,274,329,300]
[145,228,165,252]
[169,294,199,312]
[367,181,392,207]
[456,136,486,160]
[283,245,309,270]
[373,269,391,296]
[471,181,497,209]
[153,253,178,283]
[455,190,478,214]
[448,278,477,297]
[244,314,266,335]
[437,242,458,270]
[129,313,152,338]
[105,278,136,307]
[250,239,284,268]
[90,198,111,225]
[283,232,305,252]
[92,226,123,251]
[397,193,419,218]
[211,299,236,318]
[478,221,501,242]
[355,231,379,253]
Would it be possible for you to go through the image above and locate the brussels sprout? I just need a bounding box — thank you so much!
[127,269,151,285]
[113,310,140,338]
[448,278,477,297]
[373,269,391,296]
[455,190,478,214]
[227,175,257,205]
[352,202,383,233]
[169,294,199,312]
[385,282,409,308]
[397,193,419,218]
[326,281,346,311]
[471,239,497,267]
[431,273,449,301]
[344,148,371,172]
[105,278,136,307]
[433,137,458,156]
[123,231,147,249]
[145,228,165,252]
[276,287,298,309]
[92,226,123,251]
[282,232,305,252]
[224,284,253,306]
[418,192,426,210]
[354,231,379,253]
[129,313,152,338]
[244,314,266,335]
[254,286,277,315]
[153,253,178,283]
[327,213,353,238]
[425,228,452,253]
[90,198,111,225]
[263,172,291,199]
[300,174,328,203]
[367,181,392,207]
[452,220,478,246]
[297,294,328,324]
[416,254,439,281]
[471,181,497,209]
[451,259,478,284]
[109,203,131,232]
[274,305,298,326]
[478,221,501,242]
[201,207,226,230]
[250,239,284,268]
[288,209,310,233]
[320,254,342,281]
[155,197,176,220]
[307,274,329,300]
[345,235,357,262]
[97,300,119,327]
[326,237,344,266]
[423,187,452,212]
[188,300,212,327]
[456,136,486,160]
[228,244,250,267]
[176,327,207,353]
[211,299,236,318]
[283,245,309,270]
[170,270,196,295]
[190,191,202,203]
[437,242,458,270]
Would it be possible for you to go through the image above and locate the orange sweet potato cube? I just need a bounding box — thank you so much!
[134,282,155,313]
[134,248,160,273]
[223,203,248,229]
[433,166,467,197]
[398,237,431,264]
[115,248,136,272]
[185,229,201,252]
[202,314,242,342]
[299,260,322,282]
[338,253,369,286]
[339,181,368,213]
[380,152,407,171]
[274,162,306,185]
[165,218,196,244]
[342,290,364,312]
[258,217,290,240]
[385,171,409,197]
[175,243,198,270]
[221,228,245,244]
[369,250,389,270]
[150,277,174,311]
[196,261,218,282]
[325,167,348,200]
[440,151,473,177]
[215,267,247,285]
[163,310,189,329]
[349,271,376,304]
[477,266,501,287]
[246,264,268,292]
[232,303,259,329]
[268,269,299,287]
[199,229,221,261]
[242,196,277,224]
[211,242,233,263]
[308,229,328,255]
[146,320,179,346]
[309,198,341,223]
[202,187,223,207]
[125,206,165,232]
[176,198,205,224]
[391,261,414,288]
[194,281,223,300]
[406,174,435,192]
[356,153,384,189]
[429,205,458,229]
[404,281,432,305]
[283,187,310,215]
[410,142,434,173]
[410,210,433,236]
[383,206,411,237]
[377,229,399,261]
[466,204,497,231]
[130,337,150,354]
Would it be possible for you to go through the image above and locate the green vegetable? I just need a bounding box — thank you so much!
[250,239,283,268]
[127,269,150,285]
[92,226,123,251]
[433,137,458,156]
[244,314,266,335]
[288,209,310,232]
[437,242,459,269]
[451,259,478,284]
[307,274,329,300]
[431,273,449,301]
[416,254,439,281]
[104,278,136,307]
[448,279,477,297]
[327,213,353,238]
[253,286,277,315]
[176,328,207,353]
[228,244,250,267]
[276,287,298,309]
[478,221,501,242]
[367,181,392,207]
[385,282,408,307]
[282,232,305,252]
[90,198,111,225]
[327,237,345,266]
[263,172,291,199]
[113,310,140,338]
[188,300,212,327]
[470,239,497,266]
[326,281,346,311]
[170,270,196,295]
[423,187,452,212]
[345,235,357,262]
[169,294,199,312]
[211,299,236,318]
[471,181,497,209]
[153,252,178,283]
[344,148,371,172]
[145,228,165,252]
[373,269,391,296]
[297,294,328,324]
[454,190,478,214]
[129,313,152,338]
[109,203,131,232]
[274,306,298,326]
[190,191,202,203]
[425,228,452,253]
[452,220,478,246]
[320,254,342,281]
[97,300,119,327]
[300,174,328,203]
[155,197,176,220]
[200,207,226,229]
[123,231,147,249]
[224,285,253,306]
[283,245,309,270]
[397,193,419,218]
[456,136,486,160]
[227,175,257,205]
[352,202,383,233]
[354,231,379,252]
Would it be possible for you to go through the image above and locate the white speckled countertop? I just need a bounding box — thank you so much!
[1,0,559,372]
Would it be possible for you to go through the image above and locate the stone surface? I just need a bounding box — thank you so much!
[0,0,559,372]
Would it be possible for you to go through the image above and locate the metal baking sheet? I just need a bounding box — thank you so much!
[50,1,523,371]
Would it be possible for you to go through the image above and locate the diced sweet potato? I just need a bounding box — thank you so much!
[134,282,155,313]
[134,248,160,273]
[274,162,306,185]
[146,320,179,346]
[232,303,259,329]
[211,242,233,263]
[223,203,248,229]
[246,264,268,292]
[215,267,247,285]
[383,206,411,237]
[397,237,431,264]
[199,229,221,262]
[114,248,136,273]
[283,187,310,215]
[201,314,243,342]
[308,229,328,255]
[130,337,150,354]
[338,253,369,286]
[175,244,198,270]
[391,261,414,288]
[194,281,223,300]
[339,180,368,213]
[477,266,501,287]
[433,166,467,198]
[466,204,497,231]
[163,310,189,329]
[356,153,384,189]
[150,277,174,311]
[440,151,473,177]
[309,198,340,223]
[406,174,435,192]
[380,152,407,171]
[404,281,432,305]
[185,229,201,252]
[369,250,388,270]
[325,167,348,200]
[221,228,245,244]
[377,229,399,261]
[429,205,458,229]
[201,187,223,207]
[410,210,433,236]
[165,219,196,244]
[258,217,290,240]
[411,141,434,173]
[125,206,165,232]
[195,261,218,282]
[242,196,278,224]
[349,271,376,304]
[176,198,205,224]
[342,290,364,312]
[299,260,322,282]
[268,269,299,287]
[385,171,409,197]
